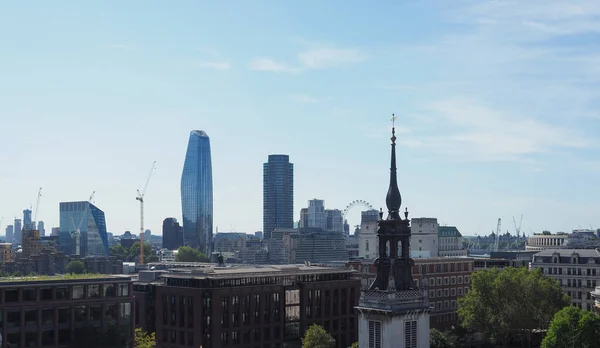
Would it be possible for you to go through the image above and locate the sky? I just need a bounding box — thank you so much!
[2,0,600,238]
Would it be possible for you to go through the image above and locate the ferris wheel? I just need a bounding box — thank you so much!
[342,200,375,222]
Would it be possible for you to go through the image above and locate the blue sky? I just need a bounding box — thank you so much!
[1,0,600,237]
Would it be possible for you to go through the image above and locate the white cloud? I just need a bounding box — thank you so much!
[399,99,594,162]
[195,61,231,71]
[249,58,296,72]
[250,47,365,73]
[289,94,318,103]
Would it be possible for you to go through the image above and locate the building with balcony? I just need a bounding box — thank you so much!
[0,274,134,347]
[134,264,360,348]
[530,249,600,311]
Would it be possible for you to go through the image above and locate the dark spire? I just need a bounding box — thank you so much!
[385,114,402,220]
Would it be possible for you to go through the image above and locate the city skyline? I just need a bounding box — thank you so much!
[2,1,600,237]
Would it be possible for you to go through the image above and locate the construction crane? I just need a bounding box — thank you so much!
[136,161,156,265]
[513,215,523,238]
[494,218,501,252]
[33,187,42,224]
[0,217,4,234]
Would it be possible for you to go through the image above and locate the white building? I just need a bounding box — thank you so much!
[438,226,467,257]
[411,218,439,258]
[358,220,379,260]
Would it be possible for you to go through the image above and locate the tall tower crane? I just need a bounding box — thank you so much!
[33,187,42,225]
[494,218,501,252]
[513,215,523,238]
[136,161,156,265]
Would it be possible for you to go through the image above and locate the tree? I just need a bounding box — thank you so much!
[541,306,600,348]
[302,324,335,348]
[350,342,359,348]
[128,242,154,262]
[65,260,86,274]
[457,267,569,347]
[109,244,127,259]
[176,246,210,262]
[135,328,156,348]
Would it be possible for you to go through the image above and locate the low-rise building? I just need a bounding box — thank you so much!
[134,264,360,348]
[531,249,600,311]
[0,274,134,347]
[348,257,474,331]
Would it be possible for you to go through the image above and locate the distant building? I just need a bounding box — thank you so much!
[162,218,183,250]
[254,231,263,239]
[23,208,33,230]
[0,243,12,263]
[38,220,45,237]
[21,229,41,259]
[5,224,13,243]
[51,227,60,236]
[325,209,344,232]
[144,229,151,242]
[59,201,109,257]
[181,130,213,254]
[14,218,22,244]
[438,226,467,257]
[411,217,440,258]
[263,154,294,239]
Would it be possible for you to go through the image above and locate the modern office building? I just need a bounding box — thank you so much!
[162,218,183,250]
[51,227,60,237]
[5,224,13,243]
[59,201,110,257]
[263,154,294,239]
[181,130,213,254]
[14,218,22,244]
[38,220,46,237]
[0,274,134,347]
[23,208,33,229]
[134,264,360,348]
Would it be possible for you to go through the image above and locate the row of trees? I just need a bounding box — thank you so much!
[109,243,210,263]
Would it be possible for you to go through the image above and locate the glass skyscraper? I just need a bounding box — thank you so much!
[181,130,213,254]
[59,201,109,257]
[263,154,294,239]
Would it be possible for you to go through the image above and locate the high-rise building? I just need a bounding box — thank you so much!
[307,199,326,229]
[162,218,183,250]
[51,227,60,236]
[263,154,294,239]
[23,208,33,229]
[5,225,13,243]
[14,218,22,244]
[325,209,344,232]
[180,130,213,254]
[59,201,109,257]
[37,220,45,237]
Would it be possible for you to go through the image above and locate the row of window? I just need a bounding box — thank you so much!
[2,283,129,303]
[429,286,468,299]
[546,267,598,276]
[428,275,470,287]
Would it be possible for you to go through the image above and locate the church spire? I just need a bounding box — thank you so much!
[386,114,402,220]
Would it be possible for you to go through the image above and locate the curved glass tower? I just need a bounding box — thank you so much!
[181,130,213,254]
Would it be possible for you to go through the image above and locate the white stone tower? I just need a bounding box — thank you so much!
[356,116,431,348]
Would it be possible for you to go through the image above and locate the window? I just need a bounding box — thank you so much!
[368,320,382,348]
[404,320,417,348]
[458,288,463,296]
[429,290,435,299]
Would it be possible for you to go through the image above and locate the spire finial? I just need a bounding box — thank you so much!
[386,113,402,219]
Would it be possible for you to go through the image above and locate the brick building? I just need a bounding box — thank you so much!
[134,264,360,348]
[348,257,474,331]
[0,274,134,347]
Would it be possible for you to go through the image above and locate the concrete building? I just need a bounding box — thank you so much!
[531,249,600,311]
[14,218,22,245]
[0,243,12,263]
[134,264,360,348]
[0,274,134,347]
[438,226,467,257]
[38,220,45,237]
[411,218,439,258]
[4,225,13,243]
[21,229,41,259]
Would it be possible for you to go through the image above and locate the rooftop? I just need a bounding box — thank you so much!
[162,264,355,279]
[438,226,463,237]
[534,249,600,257]
[0,273,131,285]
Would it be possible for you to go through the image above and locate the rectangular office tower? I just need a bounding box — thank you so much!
[263,154,294,239]
[59,201,110,257]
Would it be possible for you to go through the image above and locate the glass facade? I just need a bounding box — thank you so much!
[180,130,213,254]
[59,201,110,257]
[263,154,294,239]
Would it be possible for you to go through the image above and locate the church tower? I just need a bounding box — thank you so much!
[356,116,431,348]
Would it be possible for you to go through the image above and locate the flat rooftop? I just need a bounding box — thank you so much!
[0,273,132,286]
[162,264,355,279]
